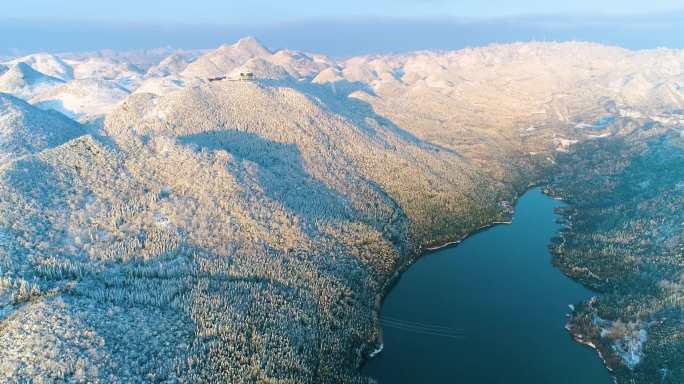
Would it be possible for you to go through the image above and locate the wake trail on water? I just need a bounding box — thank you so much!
[379,316,465,339]
[381,316,461,331]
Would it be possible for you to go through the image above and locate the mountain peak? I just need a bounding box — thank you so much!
[181,37,272,78]
[0,91,85,163]
[8,53,74,81]
[0,63,63,99]
[0,62,61,90]
[233,36,271,55]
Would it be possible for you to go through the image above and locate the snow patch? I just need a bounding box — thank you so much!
[594,315,648,369]
[554,137,578,152]
[369,343,384,358]
[31,78,129,119]
[586,132,611,139]
[612,329,647,370]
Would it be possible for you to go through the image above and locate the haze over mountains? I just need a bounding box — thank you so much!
[3,11,684,57]
[0,37,683,383]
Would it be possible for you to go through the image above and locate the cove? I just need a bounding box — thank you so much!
[363,188,612,383]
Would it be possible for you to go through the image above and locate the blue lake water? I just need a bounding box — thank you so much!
[363,188,612,383]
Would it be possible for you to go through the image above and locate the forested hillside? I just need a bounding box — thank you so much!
[0,38,682,383]
[549,127,684,384]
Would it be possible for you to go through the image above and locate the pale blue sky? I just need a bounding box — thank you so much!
[1,1,683,56]
[4,0,684,23]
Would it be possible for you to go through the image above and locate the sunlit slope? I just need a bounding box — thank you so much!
[322,43,684,160]
[0,78,504,382]
[106,80,505,247]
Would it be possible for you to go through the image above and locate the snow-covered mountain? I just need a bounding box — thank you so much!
[0,92,85,163]
[227,57,293,80]
[0,38,683,384]
[31,78,130,119]
[0,55,141,117]
[268,49,334,78]
[181,37,272,78]
[181,37,332,80]
[7,53,74,81]
[65,56,144,90]
[146,53,195,77]
[0,62,64,100]
[133,76,188,96]
[2,39,682,121]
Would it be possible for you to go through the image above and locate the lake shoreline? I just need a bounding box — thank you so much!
[360,186,615,383]
[543,186,624,381]
[359,186,530,370]
[363,216,518,370]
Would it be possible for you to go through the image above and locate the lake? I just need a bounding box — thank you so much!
[362,188,612,383]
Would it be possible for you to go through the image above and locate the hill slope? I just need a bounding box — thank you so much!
[0,93,85,163]
[0,62,64,99]
[31,78,131,119]
[5,53,74,81]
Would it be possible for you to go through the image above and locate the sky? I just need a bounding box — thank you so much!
[1,1,683,57]
[3,0,684,23]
